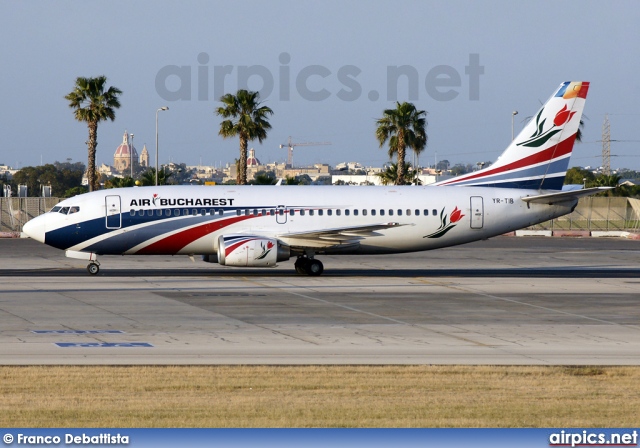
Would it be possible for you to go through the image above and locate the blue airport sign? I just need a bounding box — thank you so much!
[55,342,153,348]
[32,330,124,334]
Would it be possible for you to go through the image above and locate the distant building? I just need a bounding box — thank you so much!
[247,148,261,167]
[113,131,138,172]
[140,145,149,167]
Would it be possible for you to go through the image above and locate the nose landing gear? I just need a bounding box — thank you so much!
[87,261,100,275]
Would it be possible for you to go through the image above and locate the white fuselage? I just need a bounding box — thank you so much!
[25,185,575,257]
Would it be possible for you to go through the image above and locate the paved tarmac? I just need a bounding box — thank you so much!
[1,237,639,365]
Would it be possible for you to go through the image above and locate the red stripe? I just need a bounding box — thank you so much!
[136,214,255,255]
[439,133,576,186]
[225,238,257,257]
[578,81,589,99]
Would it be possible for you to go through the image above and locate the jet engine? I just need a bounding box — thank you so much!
[217,235,290,267]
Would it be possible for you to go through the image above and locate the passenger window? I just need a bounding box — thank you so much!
[415,209,420,216]
[432,209,437,216]
[155,209,161,216]
[309,209,314,216]
[336,209,341,216]
[318,209,323,216]
[300,209,305,216]
[147,210,153,216]
[236,210,241,216]
[327,209,333,216]
[269,209,275,216]
[380,209,385,216]
[253,209,258,215]
[362,209,367,216]
[371,209,376,216]
[290,209,295,216]
[345,210,350,216]
[406,209,411,216]
[424,209,429,216]
[174,209,180,216]
[244,209,250,216]
[130,209,135,216]
[192,209,197,216]
[165,209,171,216]
[278,209,284,216]
[397,209,403,216]
[388,209,393,216]
[261,209,266,215]
[353,209,359,216]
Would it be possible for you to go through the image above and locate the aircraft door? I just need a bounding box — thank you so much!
[470,196,484,229]
[275,205,287,224]
[105,195,122,229]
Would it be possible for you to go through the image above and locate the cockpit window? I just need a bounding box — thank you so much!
[50,206,62,213]
[59,207,70,214]
[68,206,80,214]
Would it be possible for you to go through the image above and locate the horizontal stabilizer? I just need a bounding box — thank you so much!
[521,187,613,205]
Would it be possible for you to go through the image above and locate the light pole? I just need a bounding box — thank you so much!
[129,133,134,179]
[155,106,169,186]
[511,110,519,141]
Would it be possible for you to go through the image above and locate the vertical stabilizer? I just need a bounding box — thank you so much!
[435,81,589,190]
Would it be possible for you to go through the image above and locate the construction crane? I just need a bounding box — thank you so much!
[280,136,331,168]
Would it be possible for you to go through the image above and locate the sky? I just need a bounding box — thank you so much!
[1,1,639,172]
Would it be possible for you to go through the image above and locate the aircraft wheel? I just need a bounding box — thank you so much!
[294,258,308,275]
[307,259,324,276]
[87,262,100,275]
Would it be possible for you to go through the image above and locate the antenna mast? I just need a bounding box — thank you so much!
[602,114,611,175]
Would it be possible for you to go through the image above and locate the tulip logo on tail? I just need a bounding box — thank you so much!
[255,241,275,260]
[424,206,465,239]
[517,104,576,148]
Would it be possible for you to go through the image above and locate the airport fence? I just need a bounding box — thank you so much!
[527,197,640,232]
[0,197,62,234]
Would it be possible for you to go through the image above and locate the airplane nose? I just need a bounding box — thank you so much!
[22,215,46,243]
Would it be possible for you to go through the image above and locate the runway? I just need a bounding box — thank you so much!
[1,237,639,365]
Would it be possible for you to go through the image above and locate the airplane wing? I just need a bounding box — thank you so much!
[521,187,613,205]
[277,222,406,248]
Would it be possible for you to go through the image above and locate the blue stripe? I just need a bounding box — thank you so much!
[471,176,565,190]
[446,157,570,189]
[45,208,235,252]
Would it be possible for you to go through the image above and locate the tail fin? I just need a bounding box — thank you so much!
[435,81,589,190]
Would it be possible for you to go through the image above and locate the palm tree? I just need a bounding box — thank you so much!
[376,162,421,186]
[375,102,427,185]
[215,90,273,185]
[139,167,172,186]
[576,119,585,143]
[65,76,122,191]
[104,176,134,189]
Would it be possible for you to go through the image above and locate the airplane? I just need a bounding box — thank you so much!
[23,81,608,276]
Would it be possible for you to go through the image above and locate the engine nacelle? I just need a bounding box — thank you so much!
[217,235,290,267]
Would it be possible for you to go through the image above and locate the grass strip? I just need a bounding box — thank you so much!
[2,365,638,427]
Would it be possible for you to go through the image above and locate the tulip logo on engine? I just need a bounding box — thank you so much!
[255,241,275,260]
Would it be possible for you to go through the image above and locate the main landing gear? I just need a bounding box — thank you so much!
[294,256,324,276]
[87,261,100,275]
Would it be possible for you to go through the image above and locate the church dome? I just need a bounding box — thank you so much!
[247,148,261,166]
[114,131,138,158]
